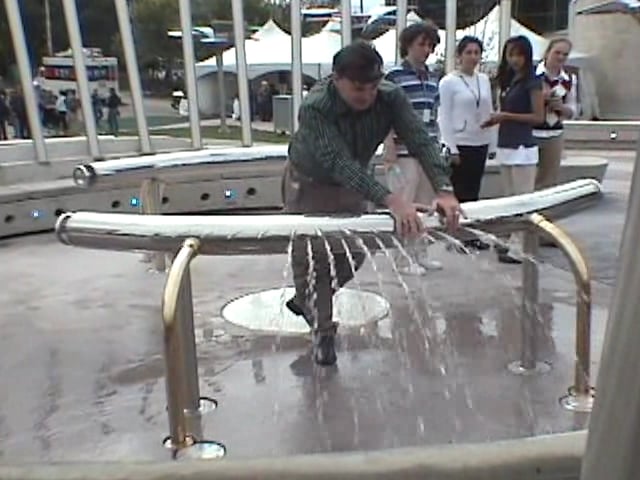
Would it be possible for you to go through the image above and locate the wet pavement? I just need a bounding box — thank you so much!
[0,234,612,463]
[0,151,632,463]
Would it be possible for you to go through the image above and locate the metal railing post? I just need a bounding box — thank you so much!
[529,213,595,412]
[340,0,352,46]
[395,0,408,64]
[290,0,303,133]
[4,0,48,163]
[60,0,102,159]
[140,179,167,271]
[231,0,252,146]
[114,0,153,154]
[508,227,550,375]
[444,0,457,73]
[161,238,225,459]
[179,0,202,149]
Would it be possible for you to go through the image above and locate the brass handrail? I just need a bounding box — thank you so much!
[161,237,200,452]
[528,213,595,412]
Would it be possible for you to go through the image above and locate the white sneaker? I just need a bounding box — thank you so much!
[397,263,428,276]
[419,259,443,271]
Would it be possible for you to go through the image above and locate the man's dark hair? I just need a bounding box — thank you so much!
[332,40,384,83]
[399,21,441,58]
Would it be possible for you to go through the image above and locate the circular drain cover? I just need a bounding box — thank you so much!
[220,287,390,335]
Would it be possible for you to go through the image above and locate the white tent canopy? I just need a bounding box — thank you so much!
[250,19,289,42]
[196,29,343,80]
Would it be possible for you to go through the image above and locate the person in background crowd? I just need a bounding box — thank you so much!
[283,41,460,366]
[106,87,122,136]
[0,90,10,140]
[56,90,69,134]
[533,38,578,190]
[382,21,443,274]
[9,87,29,139]
[438,36,497,251]
[482,35,544,264]
[91,89,103,130]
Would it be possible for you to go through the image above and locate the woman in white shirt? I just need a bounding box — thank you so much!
[438,36,496,250]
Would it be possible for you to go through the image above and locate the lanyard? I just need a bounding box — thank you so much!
[458,73,481,109]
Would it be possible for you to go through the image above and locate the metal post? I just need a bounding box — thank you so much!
[61,0,101,159]
[44,0,53,55]
[445,0,457,73]
[114,0,153,154]
[395,0,408,64]
[4,0,48,163]
[528,213,594,412]
[231,0,252,146]
[581,132,640,480]
[177,260,201,415]
[290,0,303,132]
[162,238,226,458]
[179,0,202,149]
[499,0,512,52]
[567,0,577,44]
[508,228,550,375]
[215,52,229,133]
[140,179,166,272]
[341,0,352,47]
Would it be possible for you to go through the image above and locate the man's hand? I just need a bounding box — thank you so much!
[384,193,430,238]
[432,191,462,232]
[449,153,461,166]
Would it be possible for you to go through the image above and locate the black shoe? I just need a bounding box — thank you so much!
[313,332,337,366]
[464,238,491,251]
[497,252,523,265]
[286,298,313,329]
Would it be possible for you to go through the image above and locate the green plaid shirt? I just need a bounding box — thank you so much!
[288,79,451,205]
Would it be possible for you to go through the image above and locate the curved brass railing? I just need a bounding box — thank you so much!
[529,213,595,412]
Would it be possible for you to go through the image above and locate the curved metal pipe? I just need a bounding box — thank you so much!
[528,213,594,411]
[55,180,602,255]
[162,238,200,452]
[72,145,289,188]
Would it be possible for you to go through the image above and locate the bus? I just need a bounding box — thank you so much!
[39,48,119,98]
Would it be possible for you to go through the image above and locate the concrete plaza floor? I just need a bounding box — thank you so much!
[0,150,633,463]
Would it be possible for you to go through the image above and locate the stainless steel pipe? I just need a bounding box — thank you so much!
[162,238,201,451]
[72,145,288,188]
[529,213,595,412]
[56,180,602,255]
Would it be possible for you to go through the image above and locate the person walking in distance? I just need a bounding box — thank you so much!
[382,21,444,274]
[438,36,497,251]
[481,35,545,264]
[283,41,461,366]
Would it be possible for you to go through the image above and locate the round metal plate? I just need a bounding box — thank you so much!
[220,287,390,335]
[560,387,596,412]
[507,360,552,376]
[174,441,227,460]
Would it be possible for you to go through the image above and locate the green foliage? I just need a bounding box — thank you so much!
[0,0,272,78]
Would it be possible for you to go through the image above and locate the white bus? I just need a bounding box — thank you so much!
[40,48,119,98]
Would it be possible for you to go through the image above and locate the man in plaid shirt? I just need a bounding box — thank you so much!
[283,41,460,366]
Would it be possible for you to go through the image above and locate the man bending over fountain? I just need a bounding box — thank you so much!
[283,41,461,366]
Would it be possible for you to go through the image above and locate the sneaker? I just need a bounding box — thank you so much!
[285,298,313,330]
[418,258,444,271]
[313,330,337,366]
[464,238,491,251]
[497,252,523,265]
[397,263,428,276]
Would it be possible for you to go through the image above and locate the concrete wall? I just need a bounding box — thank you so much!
[574,0,640,120]
[0,431,586,480]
